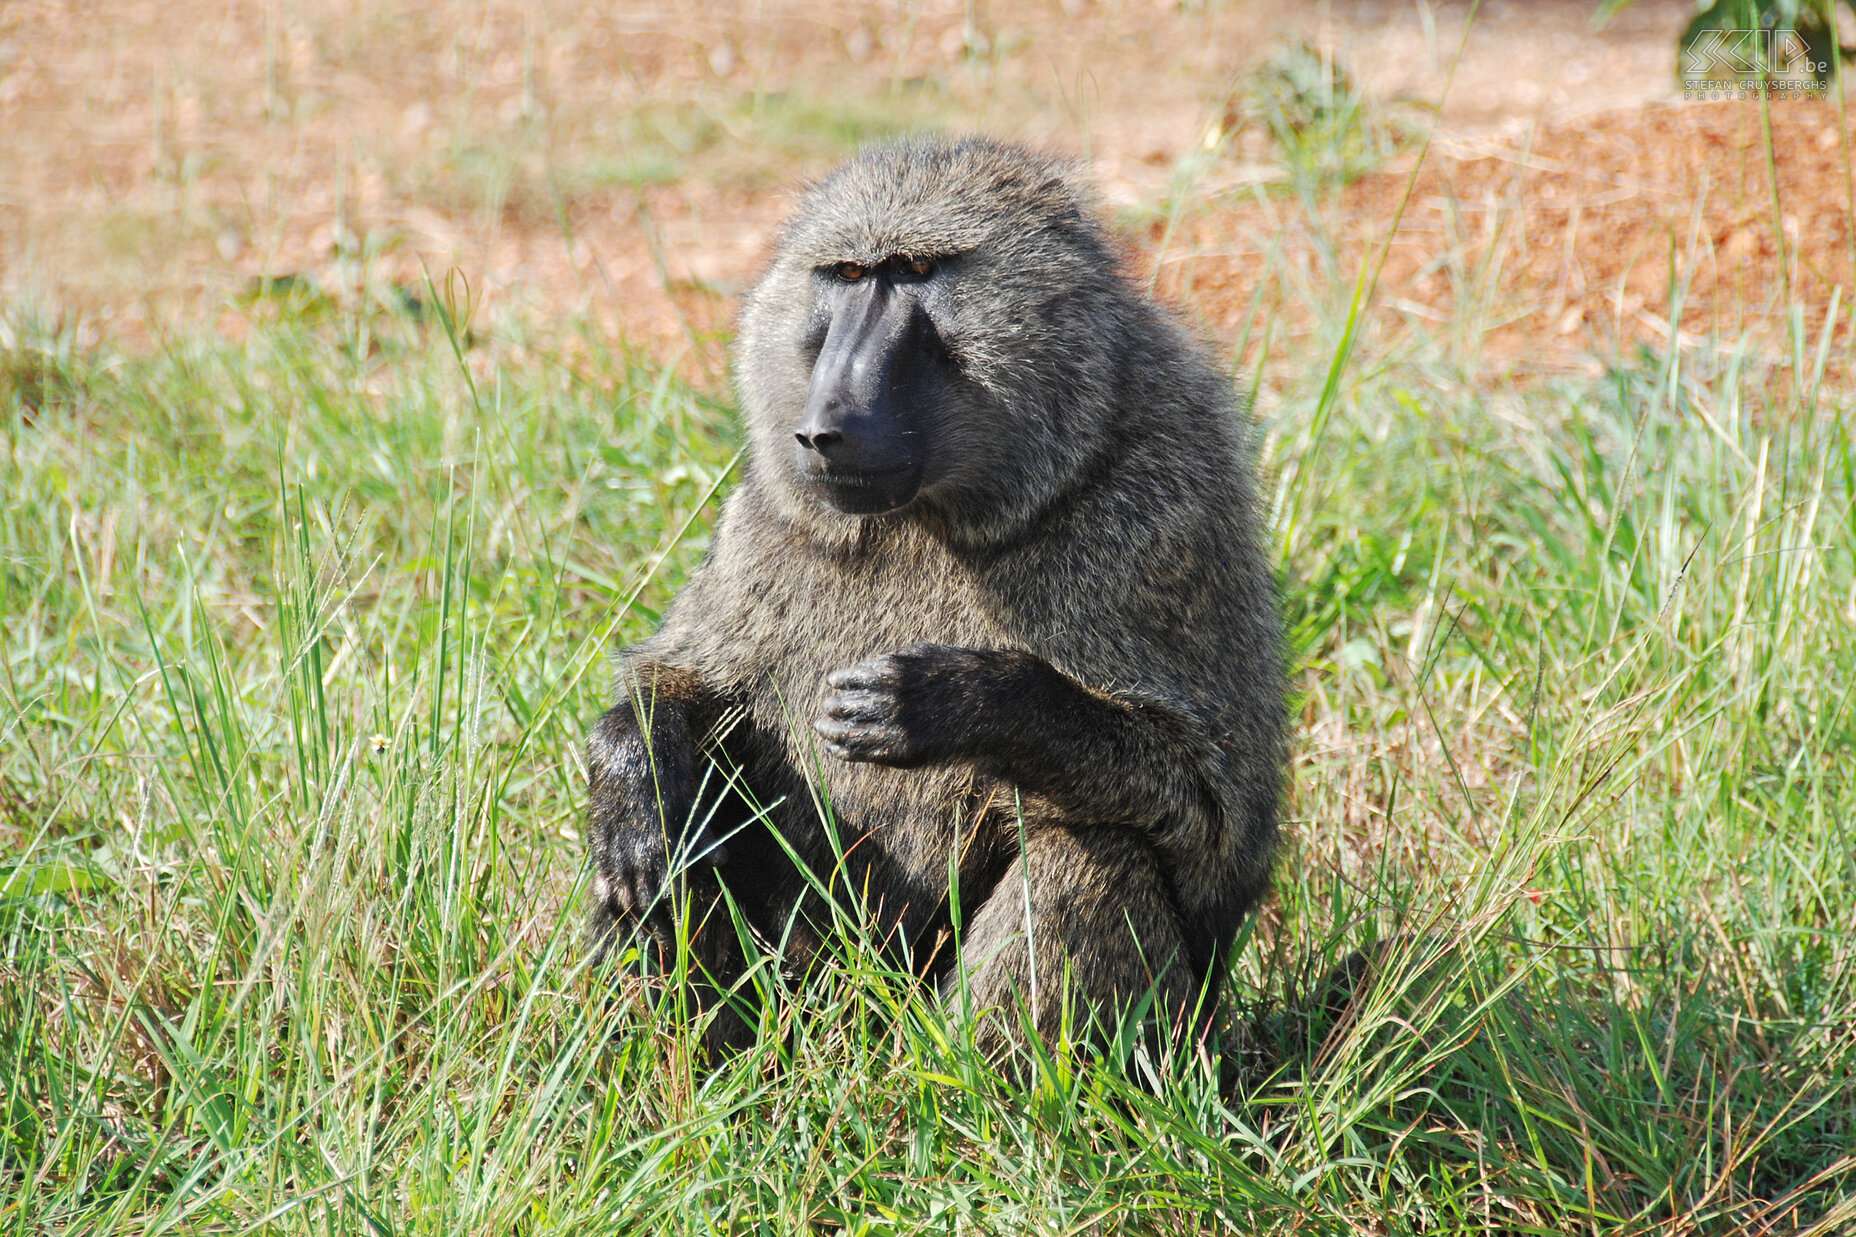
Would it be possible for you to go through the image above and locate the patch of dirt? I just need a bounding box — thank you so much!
[2,0,1847,385]
[1167,99,1856,379]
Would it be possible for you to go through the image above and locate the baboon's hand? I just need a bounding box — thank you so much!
[814,642,1007,767]
[596,812,730,918]
[587,701,727,922]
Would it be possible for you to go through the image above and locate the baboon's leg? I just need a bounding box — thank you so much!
[947,826,1195,1053]
[588,677,710,954]
[587,668,779,1054]
[686,792,832,1054]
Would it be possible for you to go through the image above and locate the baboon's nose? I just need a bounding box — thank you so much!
[795,428,844,456]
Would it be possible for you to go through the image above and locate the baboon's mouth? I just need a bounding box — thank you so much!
[800,463,922,515]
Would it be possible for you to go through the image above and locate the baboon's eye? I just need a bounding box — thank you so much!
[835,261,866,282]
[905,256,936,278]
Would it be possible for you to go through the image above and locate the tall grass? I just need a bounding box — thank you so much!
[3,238,1854,1231]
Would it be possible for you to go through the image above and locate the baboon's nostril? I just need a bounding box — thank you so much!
[796,428,844,454]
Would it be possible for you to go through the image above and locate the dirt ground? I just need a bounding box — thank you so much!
[2,0,1851,385]
[1172,99,1856,380]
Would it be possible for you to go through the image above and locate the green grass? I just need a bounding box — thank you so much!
[3,244,1855,1233]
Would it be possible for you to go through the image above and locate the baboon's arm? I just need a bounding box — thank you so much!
[586,664,731,927]
[814,642,1229,852]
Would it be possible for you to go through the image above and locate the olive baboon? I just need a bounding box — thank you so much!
[587,136,1283,1054]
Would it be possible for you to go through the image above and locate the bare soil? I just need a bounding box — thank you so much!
[2,0,1850,384]
[1169,100,1856,380]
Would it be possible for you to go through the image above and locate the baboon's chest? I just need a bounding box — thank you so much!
[744,536,1008,713]
[730,536,1015,855]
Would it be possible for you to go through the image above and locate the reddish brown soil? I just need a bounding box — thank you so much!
[1168,100,1856,378]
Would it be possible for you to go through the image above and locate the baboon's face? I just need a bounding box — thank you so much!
[789,252,963,516]
[739,139,1124,533]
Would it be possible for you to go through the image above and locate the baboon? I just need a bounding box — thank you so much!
[587,136,1283,1056]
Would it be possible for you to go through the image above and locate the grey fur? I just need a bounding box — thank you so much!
[586,136,1284,1056]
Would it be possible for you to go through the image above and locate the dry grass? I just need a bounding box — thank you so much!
[1167,100,1856,382]
[1,0,1295,363]
[12,0,1836,385]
